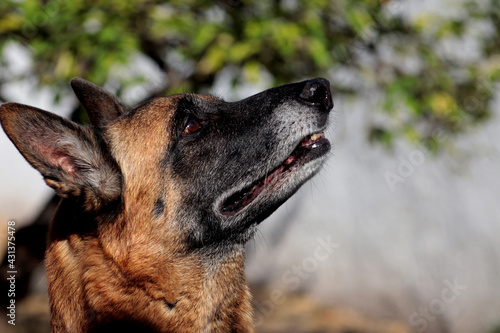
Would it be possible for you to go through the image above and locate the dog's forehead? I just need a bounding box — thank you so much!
[124,93,224,119]
[190,94,223,103]
[175,94,225,114]
[104,98,176,154]
[104,93,224,158]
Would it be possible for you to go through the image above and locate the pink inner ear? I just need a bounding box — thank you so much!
[31,139,77,176]
[56,155,77,175]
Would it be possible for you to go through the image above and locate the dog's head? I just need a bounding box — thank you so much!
[0,78,332,249]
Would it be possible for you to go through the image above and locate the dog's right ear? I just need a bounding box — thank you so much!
[70,78,125,127]
[0,103,122,211]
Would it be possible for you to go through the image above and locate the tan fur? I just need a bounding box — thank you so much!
[1,95,254,332]
[1,77,332,332]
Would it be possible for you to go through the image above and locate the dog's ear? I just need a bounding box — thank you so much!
[70,78,125,127]
[0,103,122,211]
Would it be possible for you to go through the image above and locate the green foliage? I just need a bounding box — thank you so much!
[0,0,498,149]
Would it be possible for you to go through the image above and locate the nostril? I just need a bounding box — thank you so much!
[299,78,333,111]
[309,85,328,105]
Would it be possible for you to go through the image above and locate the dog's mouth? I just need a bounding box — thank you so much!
[219,132,330,217]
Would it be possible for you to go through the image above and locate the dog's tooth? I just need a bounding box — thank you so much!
[310,132,324,141]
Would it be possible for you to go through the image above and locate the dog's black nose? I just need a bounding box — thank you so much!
[299,78,333,111]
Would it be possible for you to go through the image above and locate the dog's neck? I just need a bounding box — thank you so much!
[45,199,255,332]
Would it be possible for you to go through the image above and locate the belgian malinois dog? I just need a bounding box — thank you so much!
[0,77,333,332]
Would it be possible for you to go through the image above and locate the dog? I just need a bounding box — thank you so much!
[0,77,333,332]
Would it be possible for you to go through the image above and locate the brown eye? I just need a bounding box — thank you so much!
[183,118,201,134]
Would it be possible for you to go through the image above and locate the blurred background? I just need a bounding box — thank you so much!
[0,0,499,332]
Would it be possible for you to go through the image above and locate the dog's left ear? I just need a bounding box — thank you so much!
[0,103,122,211]
[70,78,126,127]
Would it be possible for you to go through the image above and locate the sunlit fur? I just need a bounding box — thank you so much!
[0,77,332,332]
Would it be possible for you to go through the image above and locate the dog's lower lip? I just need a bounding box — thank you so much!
[219,132,329,216]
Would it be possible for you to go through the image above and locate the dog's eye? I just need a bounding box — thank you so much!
[183,118,202,134]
